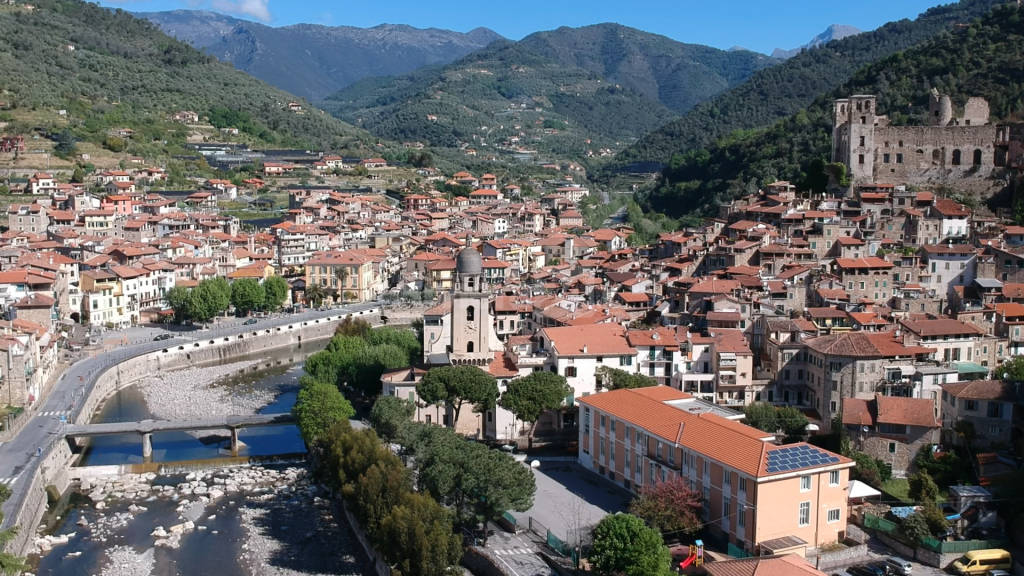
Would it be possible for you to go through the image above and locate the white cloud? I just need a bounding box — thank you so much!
[209,0,271,22]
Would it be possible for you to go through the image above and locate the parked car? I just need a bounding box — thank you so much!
[153,333,172,341]
[986,570,1011,576]
[883,556,912,575]
[243,318,258,325]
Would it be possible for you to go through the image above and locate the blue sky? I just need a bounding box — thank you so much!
[106,0,944,54]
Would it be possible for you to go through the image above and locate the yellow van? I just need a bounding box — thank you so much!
[950,549,1011,575]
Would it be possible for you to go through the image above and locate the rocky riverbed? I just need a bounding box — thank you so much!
[30,465,368,576]
[138,360,276,420]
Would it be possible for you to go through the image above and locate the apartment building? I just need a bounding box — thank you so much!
[579,386,853,556]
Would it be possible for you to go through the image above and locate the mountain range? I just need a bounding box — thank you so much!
[141,11,504,102]
[322,23,775,153]
[771,24,862,59]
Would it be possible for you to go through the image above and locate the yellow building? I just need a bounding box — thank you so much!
[305,249,386,303]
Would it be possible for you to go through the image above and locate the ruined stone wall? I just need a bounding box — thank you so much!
[870,124,997,184]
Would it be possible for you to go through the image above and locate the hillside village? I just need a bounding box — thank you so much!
[0,84,1022,572]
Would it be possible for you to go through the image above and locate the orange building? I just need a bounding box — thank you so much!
[578,386,853,556]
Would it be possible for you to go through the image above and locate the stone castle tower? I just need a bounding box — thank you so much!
[448,243,492,366]
[832,95,878,182]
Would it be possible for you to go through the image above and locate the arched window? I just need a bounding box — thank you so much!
[468,277,475,290]
[931,149,940,164]
[952,149,962,165]
[973,149,983,165]
[466,305,475,322]
[467,341,474,353]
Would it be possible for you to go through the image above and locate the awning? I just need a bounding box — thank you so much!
[848,479,882,500]
[954,362,989,376]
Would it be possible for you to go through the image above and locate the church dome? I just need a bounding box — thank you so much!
[455,247,482,275]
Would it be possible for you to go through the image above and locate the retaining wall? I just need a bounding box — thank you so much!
[3,308,378,558]
[814,543,869,571]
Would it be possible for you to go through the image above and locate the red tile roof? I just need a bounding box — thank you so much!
[541,323,634,356]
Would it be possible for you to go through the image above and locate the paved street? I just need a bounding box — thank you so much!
[485,531,557,576]
[0,302,378,528]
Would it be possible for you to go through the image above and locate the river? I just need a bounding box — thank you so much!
[29,344,372,576]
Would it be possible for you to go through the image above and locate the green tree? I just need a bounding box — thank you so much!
[589,513,671,576]
[596,366,657,390]
[628,475,703,538]
[165,285,193,323]
[909,470,940,504]
[71,166,85,183]
[921,502,949,537]
[416,365,498,425]
[900,512,931,545]
[293,376,355,446]
[231,278,265,316]
[414,427,535,531]
[369,395,415,442]
[345,451,410,536]
[103,135,126,152]
[53,129,76,158]
[499,372,570,439]
[202,277,231,316]
[377,492,463,576]
[262,275,289,311]
[742,403,808,442]
[998,356,1024,383]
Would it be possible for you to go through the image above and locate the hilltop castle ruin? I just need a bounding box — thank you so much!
[831,89,1013,185]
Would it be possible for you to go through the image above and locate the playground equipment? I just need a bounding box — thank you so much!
[679,539,704,569]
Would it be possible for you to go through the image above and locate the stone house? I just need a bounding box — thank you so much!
[842,394,940,477]
[941,380,1016,449]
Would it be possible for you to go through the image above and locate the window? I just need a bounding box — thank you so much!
[965,399,978,411]
[883,153,891,164]
[739,477,747,493]
[858,154,865,165]
[888,442,896,454]
[466,305,475,322]
[829,470,840,486]
[896,153,903,164]
[610,420,616,435]
[737,503,746,528]
[827,509,841,523]
[952,149,962,165]
[565,366,577,378]
[987,402,1004,418]
[800,476,811,492]
[620,356,633,366]
[799,502,811,527]
[466,342,474,353]
[584,408,590,436]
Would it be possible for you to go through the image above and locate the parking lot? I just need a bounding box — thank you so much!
[509,460,630,547]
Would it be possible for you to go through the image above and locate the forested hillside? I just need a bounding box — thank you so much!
[0,0,367,153]
[323,24,773,156]
[613,0,1006,171]
[641,3,1024,219]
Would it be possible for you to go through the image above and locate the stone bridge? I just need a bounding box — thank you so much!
[64,413,296,460]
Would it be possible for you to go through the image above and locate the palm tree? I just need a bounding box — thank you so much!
[305,283,325,308]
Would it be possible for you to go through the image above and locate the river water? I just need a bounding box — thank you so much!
[30,344,371,576]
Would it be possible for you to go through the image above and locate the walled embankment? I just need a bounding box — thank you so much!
[3,308,378,558]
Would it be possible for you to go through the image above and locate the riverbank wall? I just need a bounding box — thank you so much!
[3,308,379,558]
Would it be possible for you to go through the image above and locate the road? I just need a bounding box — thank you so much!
[0,302,378,529]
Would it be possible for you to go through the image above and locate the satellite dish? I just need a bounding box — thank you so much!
[861,426,870,433]
[805,423,820,432]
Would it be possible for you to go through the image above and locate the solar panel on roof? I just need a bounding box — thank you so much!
[765,445,841,474]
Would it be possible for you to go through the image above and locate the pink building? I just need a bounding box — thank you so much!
[578,386,853,556]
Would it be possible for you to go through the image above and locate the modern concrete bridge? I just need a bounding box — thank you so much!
[64,413,297,460]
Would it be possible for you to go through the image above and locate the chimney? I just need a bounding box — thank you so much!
[582,344,588,354]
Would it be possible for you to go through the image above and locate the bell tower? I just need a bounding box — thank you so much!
[449,241,491,365]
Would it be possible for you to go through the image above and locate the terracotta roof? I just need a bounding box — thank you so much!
[835,257,893,269]
[843,395,938,429]
[805,331,932,358]
[689,277,740,294]
[933,197,970,217]
[1004,283,1024,299]
[899,318,984,337]
[580,387,850,479]
[942,380,1016,401]
[486,352,519,378]
[541,323,634,356]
